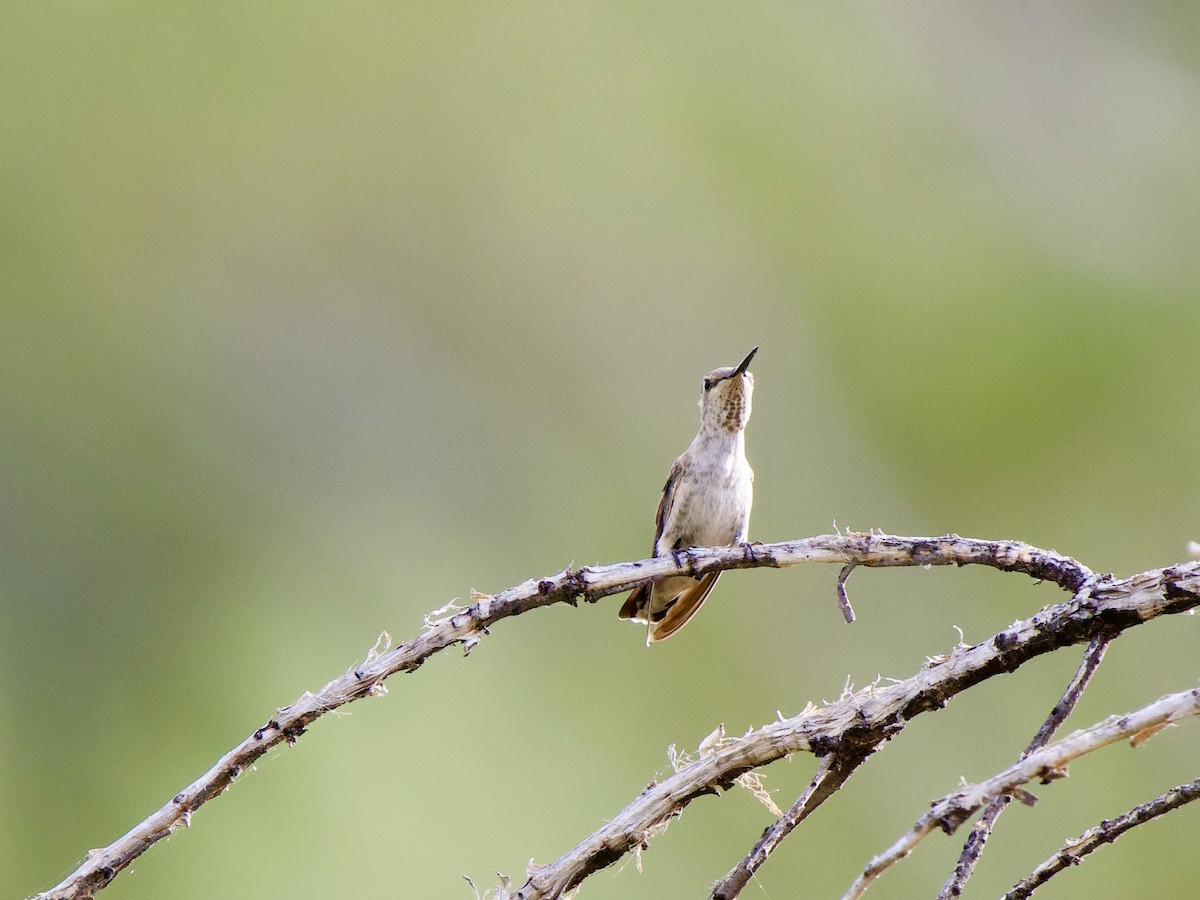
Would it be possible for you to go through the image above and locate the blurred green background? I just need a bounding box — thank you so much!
[5,3,1199,898]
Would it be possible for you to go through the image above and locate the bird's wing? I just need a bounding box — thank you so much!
[618,458,685,624]
[651,458,685,555]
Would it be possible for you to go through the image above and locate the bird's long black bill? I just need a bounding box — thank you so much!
[733,346,758,376]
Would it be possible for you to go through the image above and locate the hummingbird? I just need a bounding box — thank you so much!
[619,347,757,643]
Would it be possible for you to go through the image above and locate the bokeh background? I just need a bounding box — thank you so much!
[5,3,1199,898]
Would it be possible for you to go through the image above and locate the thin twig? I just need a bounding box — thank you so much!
[836,560,858,623]
[1003,776,1200,899]
[711,754,865,899]
[938,628,1114,898]
[842,687,1200,900]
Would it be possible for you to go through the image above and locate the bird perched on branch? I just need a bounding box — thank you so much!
[620,347,757,643]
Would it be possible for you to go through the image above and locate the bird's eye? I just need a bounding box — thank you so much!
[702,378,714,391]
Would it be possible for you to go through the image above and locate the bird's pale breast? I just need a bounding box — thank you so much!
[657,455,752,553]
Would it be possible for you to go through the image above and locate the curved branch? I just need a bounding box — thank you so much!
[510,558,1200,900]
[30,533,1197,900]
[844,688,1200,899]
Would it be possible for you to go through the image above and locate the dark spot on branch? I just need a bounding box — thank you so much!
[282,724,306,746]
[1163,574,1200,611]
[587,844,625,872]
[563,567,590,600]
[1038,766,1068,784]
[808,735,837,757]
[1096,607,1144,630]
[911,541,939,565]
[938,808,971,835]
[537,579,554,594]
[713,766,754,791]
[838,722,890,754]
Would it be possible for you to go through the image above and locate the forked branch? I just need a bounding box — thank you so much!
[843,687,1200,899]
[30,534,1200,900]
[937,633,1114,898]
[509,557,1200,899]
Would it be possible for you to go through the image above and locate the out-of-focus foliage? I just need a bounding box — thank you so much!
[4,3,1199,898]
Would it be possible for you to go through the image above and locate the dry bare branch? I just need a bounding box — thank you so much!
[937,632,1114,898]
[509,558,1200,900]
[836,559,858,623]
[711,754,864,900]
[1002,776,1200,899]
[30,534,1200,900]
[843,687,1200,900]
